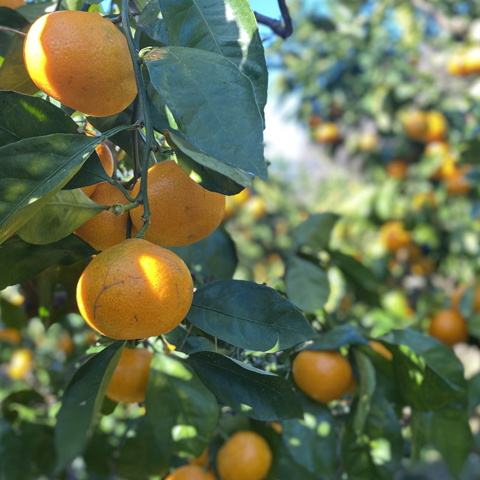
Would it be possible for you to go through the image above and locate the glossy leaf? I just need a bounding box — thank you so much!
[188,351,303,421]
[145,46,266,179]
[295,213,339,250]
[17,190,105,245]
[157,0,268,116]
[145,353,219,458]
[55,341,125,470]
[0,234,97,290]
[0,8,29,57]
[306,325,368,351]
[0,91,79,148]
[187,279,315,352]
[285,256,330,313]
[282,396,337,476]
[352,349,376,435]
[137,0,169,46]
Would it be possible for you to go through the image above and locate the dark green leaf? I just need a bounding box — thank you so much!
[17,190,105,245]
[188,351,303,421]
[295,213,339,250]
[187,279,315,352]
[16,1,56,23]
[145,47,266,179]
[342,394,403,480]
[285,256,330,313]
[157,0,268,116]
[277,441,319,480]
[0,91,79,148]
[0,298,26,329]
[468,373,480,414]
[306,325,369,350]
[0,8,29,57]
[282,396,337,476]
[0,234,97,290]
[352,350,376,435]
[145,353,219,457]
[137,0,169,46]
[54,341,125,470]
[62,151,113,190]
[410,410,432,464]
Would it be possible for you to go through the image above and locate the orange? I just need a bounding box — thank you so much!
[412,192,436,211]
[430,154,457,181]
[81,141,115,197]
[292,350,353,403]
[428,309,468,348]
[313,122,339,143]
[244,196,267,219]
[424,141,449,157]
[7,348,33,380]
[464,45,480,74]
[424,111,447,143]
[216,431,272,480]
[130,161,225,247]
[75,182,136,251]
[380,221,412,253]
[357,132,378,152]
[0,0,25,8]
[403,111,428,141]
[188,446,209,467]
[0,328,21,345]
[106,347,153,403]
[76,238,194,339]
[445,165,472,195]
[59,331,74,354]
[451,284,480,312]
[369,340,393,360]
[165,465,207,480]
[232,188,252,206]
[270,422,282,434]
[386,159,408,179]
[23,11,137,117]
[203,469,217,480]
[447,50,466,76]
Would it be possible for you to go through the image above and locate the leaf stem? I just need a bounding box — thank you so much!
[121,0,154,233]
[107,178,135,203]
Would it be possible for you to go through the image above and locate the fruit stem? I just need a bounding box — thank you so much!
[121,0,154,231]
[110,202,140,216]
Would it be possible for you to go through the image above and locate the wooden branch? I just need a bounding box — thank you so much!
[254,0,293,40]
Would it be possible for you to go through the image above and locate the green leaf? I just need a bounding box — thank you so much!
[144,46,266,180]
[468,372,480,413]
[157,0,268,117]
[55,341,125,471]
[17,190,105,245]
[187,279,315,352]
[145,353,219,458]
[410,410,431,464]
[188,351,303,421]
[431,407,472,478]
[352,349,376,435]
[387,329,466,411]
[170,227,238,282]
[0,297,26,329]
[62,152,113,190]
[277,442,319,480]
[173,136,250,195]
[0,126,130,244]
[0,91,79,148]
[343,393,403,480]
[285,256,330,313]
[0,33,37,95]
[15,1,56,23]
[329,250,380,305]
[282,396,337,476]
[295,213,339,250]
[306,325,369,350]
[0,234,97,290]
[137,0,169,46]
[0,8,29,57]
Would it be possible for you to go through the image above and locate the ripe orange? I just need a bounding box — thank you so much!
[447,50,466,76]
[430,154,456,181]
[130,161,225,247]
[403,111,428,141]
[464,45,480,74]
[216,431,272,480]
[428,309,468,348]
[445,165,472,195]
[244,196,267,219]
[23,11,137,117]
[165,465,207,480]
[188,446,209,467]
[0,0,25,8]
[232,188,252,206]
[313,122,339,143]
[386,159,409,179]
[81,141,115,197]
[424,111,447,143]
[412,192,436,211]
[0,328,21,345]
[75,182,135,251]
[292,350,353,403]
[380,221,412,253]
[7,348,33,380]
[76,238,194,339]
[106,347,153,403]
[357,132,378,152]
[424,141,449,157]
[59,331,74,354]
[369,340,393,360]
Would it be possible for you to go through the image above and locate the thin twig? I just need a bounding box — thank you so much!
[178,323,194,352]
[0,26,26,36]
[254,0,293,39]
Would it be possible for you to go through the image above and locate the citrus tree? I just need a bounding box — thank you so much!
[0,0,479,479]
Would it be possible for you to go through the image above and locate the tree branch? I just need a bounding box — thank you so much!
[254,0,293,40]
